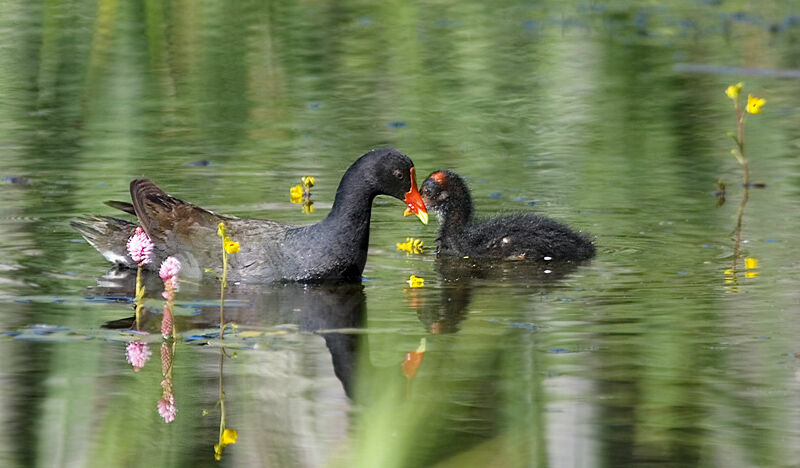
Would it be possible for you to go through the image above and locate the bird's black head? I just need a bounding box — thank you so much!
[421,169,473,223]
[349,148,428,224]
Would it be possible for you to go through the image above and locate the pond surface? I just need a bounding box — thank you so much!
[3,1,800,467]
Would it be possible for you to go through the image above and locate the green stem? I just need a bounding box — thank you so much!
[135,264,143,330]
[732,185,750,273]
[217,344,226,445]
[220,247,227,340]
[170,298,177,341]
[735,97,750,187]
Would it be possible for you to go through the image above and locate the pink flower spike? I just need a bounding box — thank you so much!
[160,342,172,375]
[161,304,173,339]
[157,394,178,423]
[127,227,154,265]
[125,340,152,372]
[159,256,181,282]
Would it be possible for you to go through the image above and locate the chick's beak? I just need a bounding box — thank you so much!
[403,167,428,225]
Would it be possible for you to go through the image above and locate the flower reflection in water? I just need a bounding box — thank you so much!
[125,340,151,372]
[158,343,177,423]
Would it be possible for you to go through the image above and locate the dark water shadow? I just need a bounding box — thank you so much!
[93,269,367,398]
[414,257,586,334]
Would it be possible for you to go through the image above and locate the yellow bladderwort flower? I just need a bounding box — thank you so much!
[301,176,315,188]
[224,237,240,254]
[746,94,766,114]
[289,184,304,203]
[301,200,314,214]
[407,275,424,288]
[214,428,238,460]
[217,222,226,238]
[744,257,759,278]
[397,237,424,254]
[725,82,743,99]
[222,428,238,445]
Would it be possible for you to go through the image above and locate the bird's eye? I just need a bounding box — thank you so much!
[393,169,403,180]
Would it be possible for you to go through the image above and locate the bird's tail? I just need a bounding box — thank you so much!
[70,215,139,268]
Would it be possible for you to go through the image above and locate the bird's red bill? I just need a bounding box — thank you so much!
[403,167,428,224]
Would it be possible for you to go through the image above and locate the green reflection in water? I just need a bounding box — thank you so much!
[2,0,800,467]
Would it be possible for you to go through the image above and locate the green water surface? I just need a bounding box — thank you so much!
[2,1,800,467]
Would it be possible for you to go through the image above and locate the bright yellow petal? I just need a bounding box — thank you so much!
[301,176,315,188]
[725,82,743,99]
[224,238,240,254]
[744,257,758,269]
[407,275,424,288]
[222,428,238,445]
[746,94,765,114]
[290,185,304,203]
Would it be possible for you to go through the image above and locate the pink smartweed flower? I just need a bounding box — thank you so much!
[125,340,152,372]
[159,256,181,284]
[157,394,177,423]
[161,343,172,375]
[159,256,181,300]
[127,227,153,265]
[161,303,173,339]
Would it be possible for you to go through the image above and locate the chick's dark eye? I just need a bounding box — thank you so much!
[393,169,403,180]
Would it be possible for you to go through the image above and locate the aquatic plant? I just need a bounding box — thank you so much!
[159,256,181,339]
[127,226,153,265]
[397,237,424,254]
[127,227,153,329]
[725,82,766,187]
[216,222,240,339]
[290,176,315,214]
[158,342,177,423]
[214,428,238,460]
[125,340,151,372]
[407,275,425,288]
[210,221,239,459]
[724,83,766,291]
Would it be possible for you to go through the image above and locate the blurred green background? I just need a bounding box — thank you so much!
[2,0,800,466]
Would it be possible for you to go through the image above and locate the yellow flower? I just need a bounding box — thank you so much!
[301,200,314,214]
[746,94,765,114]
[725,82,743,99]
[407,275,424,288]
[217,222,226,238]
[224,237,240,254]
[214,428,238,460]
[744,257,758,269]
[396,237,424,254]
[289,184,304,204]
[301,176,315,188]
[222,428,238,445]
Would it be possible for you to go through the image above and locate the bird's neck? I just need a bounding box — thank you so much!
[438,192,473,243]
[322,166,377,250]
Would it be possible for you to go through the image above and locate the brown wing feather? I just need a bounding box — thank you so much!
[129,179,228,275]
[104,200,137,215]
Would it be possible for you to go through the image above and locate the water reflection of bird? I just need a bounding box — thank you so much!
[98,270,369,398]
[414,257,584,334]
[420,169,595,261]
[72,148,428,283]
